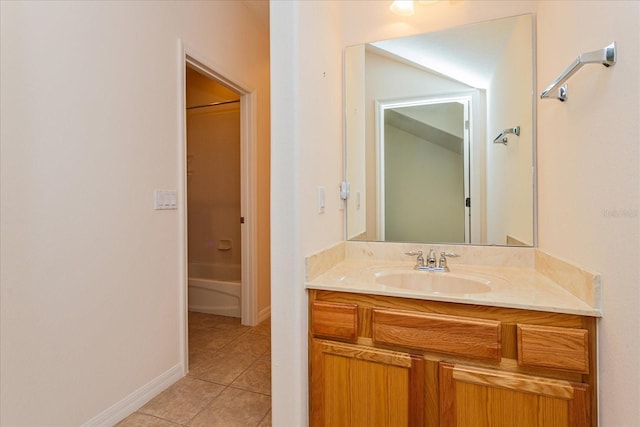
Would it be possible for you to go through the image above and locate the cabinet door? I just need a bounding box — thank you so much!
[310,339,424,427]
[439,363,590,427]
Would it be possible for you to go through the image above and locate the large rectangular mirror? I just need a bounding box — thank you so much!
[345,14,536,246]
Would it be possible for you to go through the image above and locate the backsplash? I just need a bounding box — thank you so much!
[304,241,345,282]
[535,250,601,308]
[344,241,536,268]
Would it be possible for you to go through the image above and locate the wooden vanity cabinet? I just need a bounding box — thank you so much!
[308,290,597,427]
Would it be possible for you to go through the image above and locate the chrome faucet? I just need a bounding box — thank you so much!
[426,248,437,268]
[406,248,459,272]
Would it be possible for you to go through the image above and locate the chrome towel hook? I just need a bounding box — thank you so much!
[493,126,520,145]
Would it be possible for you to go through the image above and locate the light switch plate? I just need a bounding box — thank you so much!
[154,190,177,210]
[317,186,326,214]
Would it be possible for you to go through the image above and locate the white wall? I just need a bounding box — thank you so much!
[187,106,242,267]
[271,0,639,424]
[536,1,640,425]
[270,1,344,426]
[486,14,534,245]
[0,1,270,425]
[385,125,465,242]
[364,51,470,239]
[345,44,367,239]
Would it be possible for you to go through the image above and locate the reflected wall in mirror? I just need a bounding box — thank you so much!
[345,14,535,246]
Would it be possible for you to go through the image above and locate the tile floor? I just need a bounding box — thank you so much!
[117,312,271,426]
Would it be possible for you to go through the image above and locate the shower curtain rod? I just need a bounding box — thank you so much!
[186,99,240,110]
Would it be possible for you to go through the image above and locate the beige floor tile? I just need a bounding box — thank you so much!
[120,314,272,427]
[188,311,212,325]
[251,318,271,337]
[189,326,247,352]
[188,348,260,385]
[188,347,216,368]
[188,387,271,427]
[190,312,249,332]
[115,412,181,427]
[231,354,271,395]
[258,410,272,427]
[138,377,225,425]
[222,332,270,357]
[188,328,214,351]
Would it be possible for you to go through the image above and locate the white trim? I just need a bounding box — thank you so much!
[374,100,385,240]
[240,90,259,327]
[258,305,271,324]
[462,98,471,243]
[80,364,184,427]
[468,89,486,244]
[177,39,190,375]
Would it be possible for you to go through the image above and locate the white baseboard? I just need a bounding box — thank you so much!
[81,363,185,427]
[258,305,271,323]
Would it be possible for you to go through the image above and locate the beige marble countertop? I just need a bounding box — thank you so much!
[306,258,602,317]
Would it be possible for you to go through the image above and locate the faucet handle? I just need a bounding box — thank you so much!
[438,251,459,270]
[441,252,459,258]
[405,250,425,268]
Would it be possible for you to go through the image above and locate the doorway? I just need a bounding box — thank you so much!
[170,54,269,423]
[180,51,260,374]
[186,66,242,318]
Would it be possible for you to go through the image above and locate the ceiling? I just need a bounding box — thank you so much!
[370,16,523,89]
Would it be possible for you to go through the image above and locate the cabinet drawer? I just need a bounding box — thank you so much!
[311,301,358,340]
[517,324,589,373]
[372,308,501,360]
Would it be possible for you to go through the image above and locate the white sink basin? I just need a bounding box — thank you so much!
[375,271,492,294]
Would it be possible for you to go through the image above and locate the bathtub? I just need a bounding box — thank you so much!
[188,262,241,318]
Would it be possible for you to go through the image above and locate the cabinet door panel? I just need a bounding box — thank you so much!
[454,381,568,427]
[439,363,590,427]
[323,353,351,427]
[310,339,424,427]
[350,358,409,426]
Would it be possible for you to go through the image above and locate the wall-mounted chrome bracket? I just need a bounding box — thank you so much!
[493,126,520,145]
[540,42,616,102]
[556,84,568,102]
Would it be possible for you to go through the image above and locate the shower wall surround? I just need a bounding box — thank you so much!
[186,67,242,270]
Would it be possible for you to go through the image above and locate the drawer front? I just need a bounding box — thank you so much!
[311,301,358,340]
[372,308,502,360]
[517,324,589,373]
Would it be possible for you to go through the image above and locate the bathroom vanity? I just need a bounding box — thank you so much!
[306,242,601,427]
[312,8,609,425]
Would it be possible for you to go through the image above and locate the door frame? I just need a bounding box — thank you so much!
[177,41,259,371]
